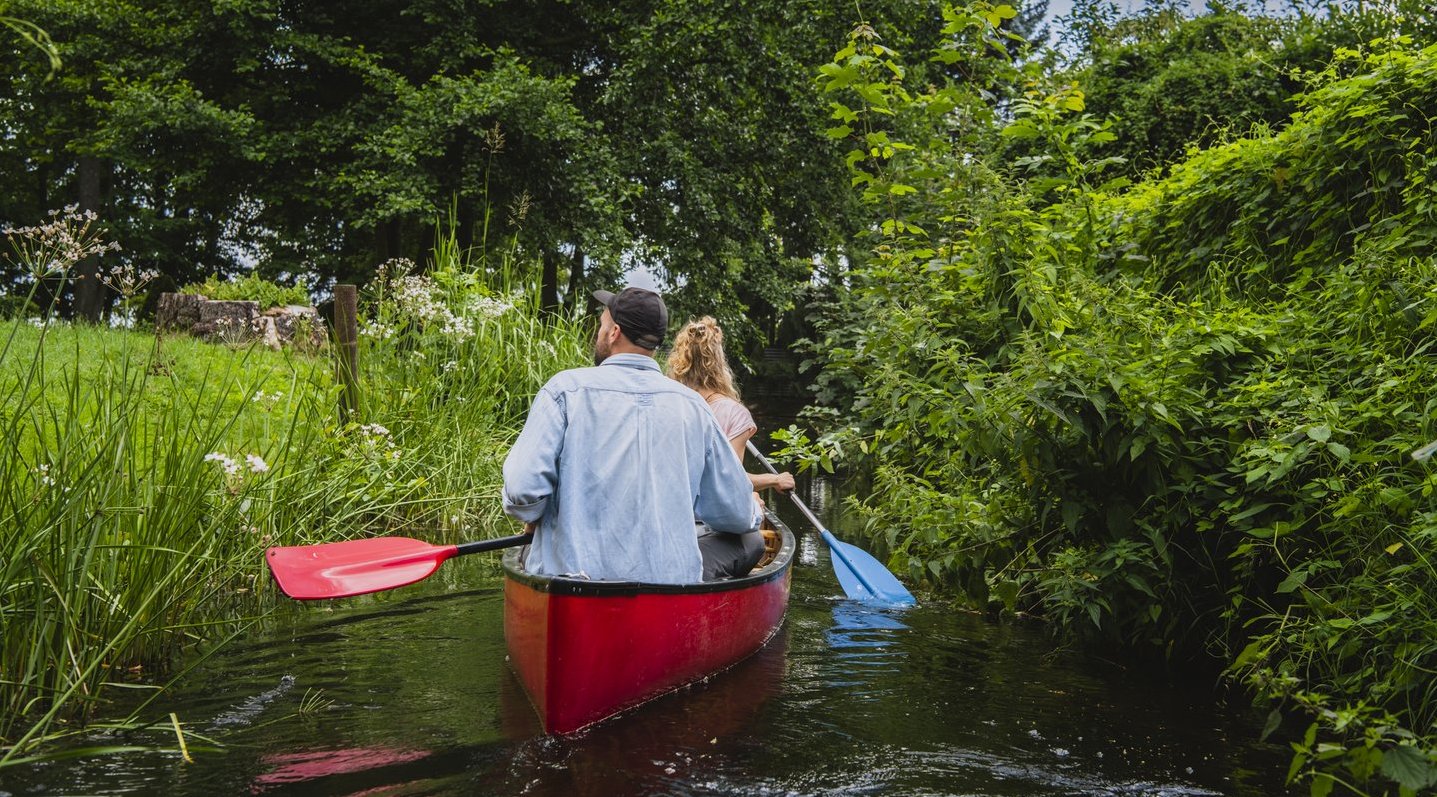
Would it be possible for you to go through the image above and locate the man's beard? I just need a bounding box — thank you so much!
[592,332,612,366]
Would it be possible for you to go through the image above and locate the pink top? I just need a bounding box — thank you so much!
[706,395,757,441]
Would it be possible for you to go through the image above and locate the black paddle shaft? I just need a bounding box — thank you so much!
[455,533,533,556]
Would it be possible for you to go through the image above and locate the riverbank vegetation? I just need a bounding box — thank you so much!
[792,3,1437,793]
[6,0,1437,791]
[0,220,588,762]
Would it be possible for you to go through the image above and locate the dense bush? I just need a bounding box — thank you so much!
[799,10,1437,792]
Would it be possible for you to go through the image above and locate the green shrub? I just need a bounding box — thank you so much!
[802,15,1437,793]
[180,273,311,308]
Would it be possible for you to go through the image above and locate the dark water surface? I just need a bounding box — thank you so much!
[2,499,1293,796]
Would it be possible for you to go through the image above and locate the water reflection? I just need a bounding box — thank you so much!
[822,601,910,696]
[251,746,431,792]
[484,628,790,796]
[0,551,1295,797]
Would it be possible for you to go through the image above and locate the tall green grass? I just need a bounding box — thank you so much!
[0,223,589,762]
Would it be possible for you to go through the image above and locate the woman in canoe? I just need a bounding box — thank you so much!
[667,316,796,579]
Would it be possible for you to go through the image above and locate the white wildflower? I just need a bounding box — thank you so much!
[245,454,269,473]
[33,464,55,487]
[205,452,241,476]
[3,206,121,279]
[467,295,514,319]
[360,320,395,340]
[98,263,160,298]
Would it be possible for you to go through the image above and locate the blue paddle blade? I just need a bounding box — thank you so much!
[820,530,916,605]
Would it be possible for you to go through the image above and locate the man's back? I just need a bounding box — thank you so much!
[502,353,756,583]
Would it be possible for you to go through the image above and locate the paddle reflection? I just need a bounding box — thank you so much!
[820,601,911,697]
[489,626,790,796]
[250,745,431,794]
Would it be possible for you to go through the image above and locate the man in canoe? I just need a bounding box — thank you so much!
[501,286,762,584]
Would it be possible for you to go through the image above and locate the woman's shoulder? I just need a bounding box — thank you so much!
[708,395,757,438]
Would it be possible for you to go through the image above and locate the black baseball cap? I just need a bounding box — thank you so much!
[593,287,668,350]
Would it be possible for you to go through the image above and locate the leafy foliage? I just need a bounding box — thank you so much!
[0,0,953,344]
[800,7,1437,792]
[180,273,310,309]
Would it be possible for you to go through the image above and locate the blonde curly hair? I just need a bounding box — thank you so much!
[667,316,740,401]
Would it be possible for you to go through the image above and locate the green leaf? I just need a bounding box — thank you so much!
[1275,568,1309,594]
[1234,639,1266,668]
[825,125,853,139]
[1309,773,1334,797]
[994,579,1019,612]
[1230,502,1273,523]
[1261,709,1283,742]
[1305,425,1331,443]
[1381,744,1437,790]
[1001,121,1038,139]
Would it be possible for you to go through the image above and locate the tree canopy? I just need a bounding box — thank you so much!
[0,0,955,341]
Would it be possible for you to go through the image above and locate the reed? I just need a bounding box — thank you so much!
[0,214,589,762]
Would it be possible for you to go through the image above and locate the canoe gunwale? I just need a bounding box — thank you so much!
[501,509,798,597]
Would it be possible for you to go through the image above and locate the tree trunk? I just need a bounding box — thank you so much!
[564,246,586,313]
[456,199,475,256]
[375,218,402,263]
[71,156,106,321]
[540,248,560,315]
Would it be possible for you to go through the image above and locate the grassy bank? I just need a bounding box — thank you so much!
[0,244,588,762]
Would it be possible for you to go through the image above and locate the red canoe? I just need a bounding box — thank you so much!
[502,512,796,735]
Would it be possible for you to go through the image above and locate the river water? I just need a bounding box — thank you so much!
[1,489,1294,796]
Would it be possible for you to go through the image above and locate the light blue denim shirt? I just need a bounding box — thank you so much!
[502,353,760,584]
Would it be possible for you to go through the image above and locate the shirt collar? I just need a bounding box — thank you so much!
[599,353,660,372]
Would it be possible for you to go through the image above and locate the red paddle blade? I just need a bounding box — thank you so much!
[265,537,459,600]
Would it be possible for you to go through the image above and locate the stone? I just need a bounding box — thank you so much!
[254,316,281,350]
[155,292,206,332]
[155,292,327,349]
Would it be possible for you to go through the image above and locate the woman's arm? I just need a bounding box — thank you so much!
[732,429,794,492]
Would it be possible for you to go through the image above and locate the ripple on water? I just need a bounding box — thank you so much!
[0,555,1294,797]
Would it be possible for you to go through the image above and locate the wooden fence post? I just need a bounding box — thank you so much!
[334,284,361,422]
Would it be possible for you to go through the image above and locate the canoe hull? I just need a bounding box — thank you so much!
[503,516,795,735]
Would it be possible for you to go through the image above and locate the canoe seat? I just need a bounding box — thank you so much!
[756,529,781,569]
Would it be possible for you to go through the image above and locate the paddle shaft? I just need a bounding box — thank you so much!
[745,441,915,604]
[456,533,533,556]
[745,441,829,533]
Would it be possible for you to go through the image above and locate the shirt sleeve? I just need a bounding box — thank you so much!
[694,417,762,534]
[502,387,565,522]
[713,398,758,441]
